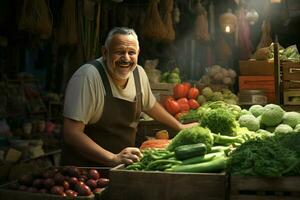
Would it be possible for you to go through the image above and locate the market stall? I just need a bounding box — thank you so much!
[0,0,300,200]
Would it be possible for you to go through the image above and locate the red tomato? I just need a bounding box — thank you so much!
[188,87,200,99]
[173,84,189,99]
[165,99,180,115]
[178,102,190,112]
[163,96,174,108]
[188,99,200,109]
[182,82,192,90]
[177,97,189,105]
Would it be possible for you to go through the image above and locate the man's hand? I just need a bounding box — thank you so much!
[179,122,199,130]
[113,147,143,166]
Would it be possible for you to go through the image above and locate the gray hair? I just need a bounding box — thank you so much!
[104,27,139,48]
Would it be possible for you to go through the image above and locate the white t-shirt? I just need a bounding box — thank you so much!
[63,57,156,125]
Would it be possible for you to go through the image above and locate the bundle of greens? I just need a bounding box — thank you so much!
[227,136,300,177]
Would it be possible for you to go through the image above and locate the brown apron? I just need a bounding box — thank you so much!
[61,60,142,167]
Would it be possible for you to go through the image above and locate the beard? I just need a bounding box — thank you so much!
[107,60,136,80]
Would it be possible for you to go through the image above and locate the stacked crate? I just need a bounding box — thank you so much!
[150,82,174,103]
[239,60,275,103]
[282,62,300,106]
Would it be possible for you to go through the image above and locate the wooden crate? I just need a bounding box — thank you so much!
[108,165,228,200]
[283,89,300,105]
[239,76,275,103]
[230,176,300,200]
[282,62,300,81]
[150,83,174,102]
[239,76,275,91]
[283,81,300,89]
[239,60,274,75]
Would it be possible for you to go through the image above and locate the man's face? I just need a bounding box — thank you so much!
[102,34,140,81]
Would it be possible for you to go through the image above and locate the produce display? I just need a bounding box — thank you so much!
[126,101,300,178]
[5,166,109,197]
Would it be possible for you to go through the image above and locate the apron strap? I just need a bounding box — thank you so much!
[88,60,113,96]
[133,67,142,97]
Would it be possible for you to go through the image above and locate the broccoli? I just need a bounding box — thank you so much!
[274,124,294,135]
[238,114,260,131]
[228,104,242,119]
[167,126,214,152]
[282,112,300,128]
[201,107,237,136]
[249,105,265,117]
[260,104,285,127]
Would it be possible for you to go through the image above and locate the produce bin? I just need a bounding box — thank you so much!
[230,176,300,200]
[108,164,228,200]
[0,167,110,200]
[0,187,95,200]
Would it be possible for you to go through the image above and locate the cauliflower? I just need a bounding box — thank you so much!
[274,124,294,135]
[238,114,260,131]
[260,104,285,127]
[249,105,265,117]
[282,112,300,128]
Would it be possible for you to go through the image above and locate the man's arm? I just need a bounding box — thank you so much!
[144,102,199,131]
[63,118,142,166]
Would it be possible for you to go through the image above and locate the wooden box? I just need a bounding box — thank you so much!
[230,176,300,200]
[239,76,275,91]
[239,60,274,75]
[108,165,228,200]
[239,76,275,103]
[150,83,174,102]
[283,89,300,105]
[283,81,300,89]
[282,62,300,81]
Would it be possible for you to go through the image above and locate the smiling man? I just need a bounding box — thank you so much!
[61,27,198,167]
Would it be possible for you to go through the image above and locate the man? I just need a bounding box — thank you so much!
[61,27,198,167]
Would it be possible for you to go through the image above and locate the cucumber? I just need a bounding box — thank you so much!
[174,143,207,160]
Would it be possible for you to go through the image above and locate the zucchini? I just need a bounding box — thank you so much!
[181,151,225,165]
[174,143,207,160]
[166,156,227,173]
